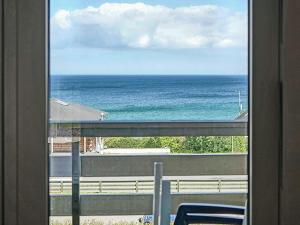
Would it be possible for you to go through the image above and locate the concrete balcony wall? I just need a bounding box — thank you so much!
[50,192,247,216]
[50,154,247,177]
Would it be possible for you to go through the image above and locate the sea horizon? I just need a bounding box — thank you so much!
[51,74,248,76]
[50,75,248,121]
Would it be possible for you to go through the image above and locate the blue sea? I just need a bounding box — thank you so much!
[50,75,248,121]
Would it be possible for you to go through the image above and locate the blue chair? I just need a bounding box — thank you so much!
[174,203,246,225]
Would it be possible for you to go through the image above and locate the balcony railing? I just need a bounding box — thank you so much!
[50,176,248,194]
[49,120,247,137]
[49,121,248,217]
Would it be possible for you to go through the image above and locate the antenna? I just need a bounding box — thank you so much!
[238,90,243,114]
[100,112,105,121]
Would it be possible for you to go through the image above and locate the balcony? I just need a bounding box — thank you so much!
[49,121,248,218]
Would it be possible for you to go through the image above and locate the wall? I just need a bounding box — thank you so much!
[51,137,96,153]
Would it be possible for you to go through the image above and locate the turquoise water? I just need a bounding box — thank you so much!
[50,75,248,121]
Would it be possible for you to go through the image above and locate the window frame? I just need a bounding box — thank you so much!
[249,0,281,224]
[0,0,281,224]
[1,0,48,225]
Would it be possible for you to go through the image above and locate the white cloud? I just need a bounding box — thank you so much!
[51,2,247,50]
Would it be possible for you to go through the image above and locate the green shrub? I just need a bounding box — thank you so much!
[103,136,248,154]
[104,137,140,148]
[159,137,185,153]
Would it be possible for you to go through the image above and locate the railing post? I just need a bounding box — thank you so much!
[218,179,222,192]
[161,180,171,225]
[99,181,102,193]
[83,137,87,153]
[50,137,54,153]
[153,162,163,225]
[60,181,63,193]
[135,180,139,193]
[72,137,81,225]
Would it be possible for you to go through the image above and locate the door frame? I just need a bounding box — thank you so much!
[250,0,281,224]
[0,0,282,224]
[1,0,48,225]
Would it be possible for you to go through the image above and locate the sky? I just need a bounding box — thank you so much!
[50,0,248,75]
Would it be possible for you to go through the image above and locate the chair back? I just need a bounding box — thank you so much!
[174,203,245,225]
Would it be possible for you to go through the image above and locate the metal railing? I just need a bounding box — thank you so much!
[49,121,247,137]
[49,121,248,221]
[50,176,248,194]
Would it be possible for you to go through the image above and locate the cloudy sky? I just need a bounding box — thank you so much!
[50,0,248,75]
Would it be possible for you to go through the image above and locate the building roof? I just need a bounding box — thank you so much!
[50,98,107,122]
[235,111,248,121]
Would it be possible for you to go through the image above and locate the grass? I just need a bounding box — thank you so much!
[50,220,140,225]
[50,220,222,225]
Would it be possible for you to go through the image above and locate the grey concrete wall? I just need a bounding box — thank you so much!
[50,154,247,177]
[50,193,247,216]
[50,155,72,177]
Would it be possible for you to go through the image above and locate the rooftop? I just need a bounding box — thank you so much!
[50,98,107,121]
[235,111,248,121]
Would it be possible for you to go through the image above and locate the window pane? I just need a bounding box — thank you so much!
[49,1,248,225]
[50,0,248,122]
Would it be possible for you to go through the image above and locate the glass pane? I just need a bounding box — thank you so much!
[49,1,248,225]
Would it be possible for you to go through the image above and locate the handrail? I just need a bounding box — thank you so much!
[49,177,248,194]
[49,121,247,137]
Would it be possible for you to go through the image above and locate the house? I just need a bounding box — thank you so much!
[49,98,107,153]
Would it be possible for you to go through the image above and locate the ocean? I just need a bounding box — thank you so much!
[50,75,248,121]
